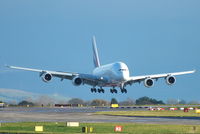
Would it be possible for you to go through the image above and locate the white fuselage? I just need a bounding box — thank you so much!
[92,62,130,87]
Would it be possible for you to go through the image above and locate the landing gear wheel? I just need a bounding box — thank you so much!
[110,89,113,93]
[98,88,101,93]
[97,88,105,93]
[124,89,127,93]
[91,88,97,93]
[121,88,127,93]
[110,89,117,94]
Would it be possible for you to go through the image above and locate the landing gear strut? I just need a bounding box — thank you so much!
[120,83,127,93]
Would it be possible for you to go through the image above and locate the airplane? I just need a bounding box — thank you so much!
[7,36,195,94]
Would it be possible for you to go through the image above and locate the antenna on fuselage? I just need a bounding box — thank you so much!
[92,36,101,68]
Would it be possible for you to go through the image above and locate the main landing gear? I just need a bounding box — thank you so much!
[110,88,117,93]
[91,87,127,94]
[91,88,105,93]
[110,88,127,94]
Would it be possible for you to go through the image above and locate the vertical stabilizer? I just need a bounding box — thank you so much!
[92,36,101,68]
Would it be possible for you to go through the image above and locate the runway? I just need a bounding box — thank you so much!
[0,107,200,125]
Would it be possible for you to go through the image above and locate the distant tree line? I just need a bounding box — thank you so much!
[5,96,200,107]
[136,96,165,105]
[18,100,35,106]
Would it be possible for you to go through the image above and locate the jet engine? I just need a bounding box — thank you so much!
[72,76,83,86]
[166,75,176,85]
[144,78,154,87]
[41,73,52,82]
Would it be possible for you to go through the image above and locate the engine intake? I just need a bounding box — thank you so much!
[144,78,154,88]
[166,75,176,85]
[41,73,52,82]
[72,76,82,86]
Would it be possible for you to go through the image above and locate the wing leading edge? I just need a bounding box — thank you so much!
[127,70,196,85]
[7,65,75,80]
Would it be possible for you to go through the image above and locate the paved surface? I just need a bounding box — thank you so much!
[0,107,200,125]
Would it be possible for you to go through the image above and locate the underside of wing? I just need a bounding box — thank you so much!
[79,74,108,87]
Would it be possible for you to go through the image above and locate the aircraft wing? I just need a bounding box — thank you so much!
[7,65,76,80]
[6,65,104,86]
[126,70,196,85]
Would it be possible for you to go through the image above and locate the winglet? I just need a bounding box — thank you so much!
[5,65,14,69]
[4,64,10,68]
[192,69,196,73]
[92,36,101,68]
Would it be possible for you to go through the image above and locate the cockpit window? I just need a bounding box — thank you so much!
[119,69,126,71]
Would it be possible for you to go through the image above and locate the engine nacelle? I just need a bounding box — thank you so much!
[144,78,154,88]
[41,73,52,82]
[72,76,83,86]
[166,75,176,85]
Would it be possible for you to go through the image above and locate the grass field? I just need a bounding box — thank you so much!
[0,122,200,134]
[96,110,200,117]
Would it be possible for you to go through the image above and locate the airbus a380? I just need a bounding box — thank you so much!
[8,37,195,94]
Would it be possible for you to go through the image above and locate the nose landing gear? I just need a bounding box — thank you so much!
[121,88,127,93]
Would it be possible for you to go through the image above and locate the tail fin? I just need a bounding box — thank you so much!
[92,36,101,68]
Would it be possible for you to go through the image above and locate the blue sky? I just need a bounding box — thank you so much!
[0,0,199,102]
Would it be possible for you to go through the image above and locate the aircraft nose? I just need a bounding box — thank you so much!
[122,71,129,80]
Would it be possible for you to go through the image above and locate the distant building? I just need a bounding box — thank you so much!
[55,104,82,107]
[0,103,5,108]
